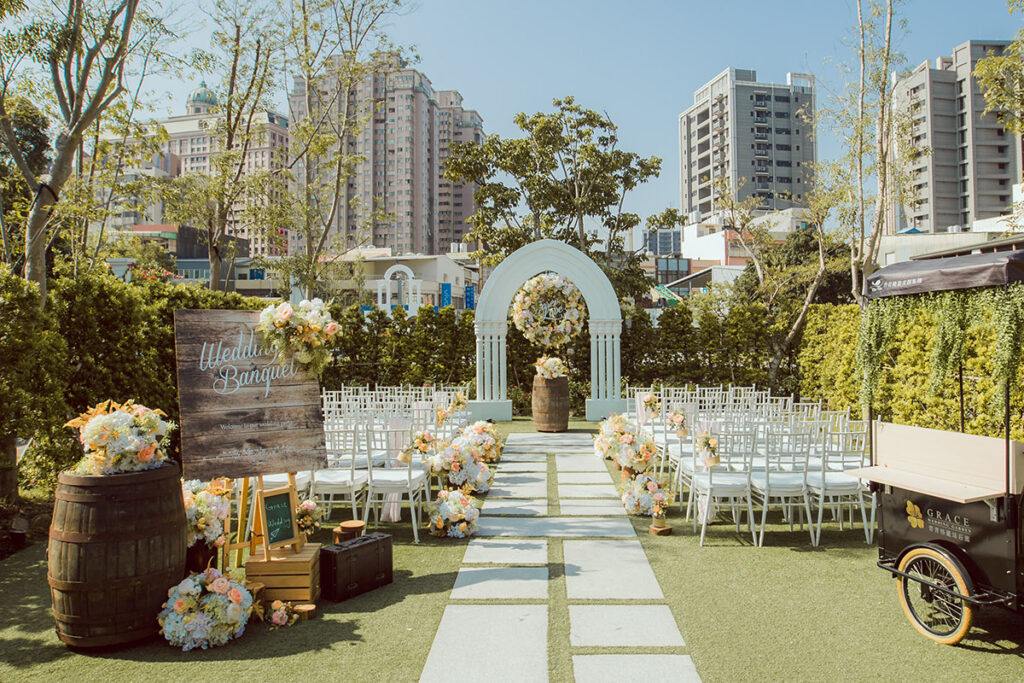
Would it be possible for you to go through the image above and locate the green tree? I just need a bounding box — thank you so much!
[444,96,662,298]
[0,96,49,273]
[975,1,1024,141]
[0,0,144,303]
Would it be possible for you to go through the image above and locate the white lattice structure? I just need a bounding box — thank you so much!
[469,240,625,421]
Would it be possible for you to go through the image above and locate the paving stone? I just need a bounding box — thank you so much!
[558,472,612,484]
[498,462,548,473]
[481,498,549,516]
[559,499,626,516]
[572,655,700,682]
[556,458,610,472]
[462,539,548,564]
[450,565,549,599]
[490,481,549,498]
[569,605,685,647]
[500,451,549,463]
[563,540,663,599]
[421,605,548,682]
[476,517,636,538]
[558,484,620,499]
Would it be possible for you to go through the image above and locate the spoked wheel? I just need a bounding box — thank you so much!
[897,547,974,645]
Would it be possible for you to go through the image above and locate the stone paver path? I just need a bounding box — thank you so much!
[420,432,701,682]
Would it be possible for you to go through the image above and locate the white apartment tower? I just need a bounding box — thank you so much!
[679,69,816,219]
[290,61,483,255]
[892,40,1020,234]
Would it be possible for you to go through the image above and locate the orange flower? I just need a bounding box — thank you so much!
[228,588,243,604]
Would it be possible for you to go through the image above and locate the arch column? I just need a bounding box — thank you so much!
[471,320,512,421]
[585,320,624,419]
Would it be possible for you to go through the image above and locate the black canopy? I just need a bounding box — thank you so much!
[865,249,1024,299]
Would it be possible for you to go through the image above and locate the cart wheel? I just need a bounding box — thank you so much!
[897,546,974,645]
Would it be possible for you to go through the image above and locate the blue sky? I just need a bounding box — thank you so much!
[155,0,1019,227]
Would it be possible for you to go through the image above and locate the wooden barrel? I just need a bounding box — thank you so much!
[532,375,570,432]
[47,463,186,648]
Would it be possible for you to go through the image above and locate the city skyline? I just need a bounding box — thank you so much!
[146,0,1019,236]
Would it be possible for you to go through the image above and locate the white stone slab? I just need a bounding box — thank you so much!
[490,481,549,498]
[572,655,700,683]
[558,472,612,484]
[506,434,592,445]
[559,499,626,516]
[482,498,548,516]
[500,451,548,463]
[462,539,549,564]
[563,540,663,599]
[556,458,609,472]
[569,605,685,647]
[476,517,636,538]
[421,605,548,682]
[450,565,549,600]
[498,461,548,473]
[558,484,620,499]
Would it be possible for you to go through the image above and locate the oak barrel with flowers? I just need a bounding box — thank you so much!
[532,356,570,432]
[47,463,187,647]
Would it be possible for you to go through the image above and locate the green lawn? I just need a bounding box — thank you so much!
[2,417,1023,681]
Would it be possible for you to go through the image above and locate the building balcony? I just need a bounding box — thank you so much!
[754,149,770,159]
[754,132,768,141]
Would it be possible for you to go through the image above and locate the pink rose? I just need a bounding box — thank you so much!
[228,588,243,604]
[324,322,339,336]
[272,609,288,626]
[647,481,658,492]
[210,577,230,594]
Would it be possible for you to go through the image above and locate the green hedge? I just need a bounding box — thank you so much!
[797,303,1024,441]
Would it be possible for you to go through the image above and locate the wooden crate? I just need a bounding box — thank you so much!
[246,543,321,602]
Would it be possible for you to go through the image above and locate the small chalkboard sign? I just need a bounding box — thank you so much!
[254,478,302,555]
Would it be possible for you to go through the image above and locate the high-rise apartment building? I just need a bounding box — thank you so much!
[290,61,483,256]
[891,40,1019,234]
[128,82,290,257]
[679,69,816,220]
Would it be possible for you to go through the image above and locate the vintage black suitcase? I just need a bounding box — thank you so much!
[320,532,393,602]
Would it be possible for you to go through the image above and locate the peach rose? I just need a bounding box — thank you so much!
[228,588,243,604]
[210,577,230,594]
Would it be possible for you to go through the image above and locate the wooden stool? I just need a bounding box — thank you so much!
[333,520,366,544]
[294,603,317,620]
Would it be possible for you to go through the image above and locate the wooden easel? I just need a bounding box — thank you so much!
[223,473,304,568]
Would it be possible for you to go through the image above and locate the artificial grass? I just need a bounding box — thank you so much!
[3,417,1023,682]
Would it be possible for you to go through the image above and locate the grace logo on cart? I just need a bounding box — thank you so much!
[925,506,973,543]
[905,500,924,529]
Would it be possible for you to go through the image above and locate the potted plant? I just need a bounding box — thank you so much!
[697,432,720,468]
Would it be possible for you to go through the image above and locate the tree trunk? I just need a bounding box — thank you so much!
[24,133,80,305]
[0,434,18,503]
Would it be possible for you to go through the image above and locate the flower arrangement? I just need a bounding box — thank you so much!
[460,420,504,464]
[534,356,568,379]
[594,414,635,462]
[256,298,339,376]
[620,474,675,517]
[295,499,325,537]
[182,479,231,548]
[398,430,437,464]
[435,405,450,427]
[697,432,720,467]
[65,400,174,476]
[511,273,586,347]
[426,489,480,538]
[641,392,661,414]
[448,391,468,414]
[268,600,300,629]
[667,410,688,438]
[426,438,494,493]
[613,429,659,476]
[158,568,254,651]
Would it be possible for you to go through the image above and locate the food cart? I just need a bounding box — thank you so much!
[848,249,1024,645]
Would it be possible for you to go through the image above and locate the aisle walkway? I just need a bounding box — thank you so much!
[420,432,701,683]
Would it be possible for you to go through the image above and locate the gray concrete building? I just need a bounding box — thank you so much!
[891,40,1019,234]
[679,68,816,220]
[290,60,482,256]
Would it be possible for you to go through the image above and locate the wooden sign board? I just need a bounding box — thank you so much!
[173,309,327,480]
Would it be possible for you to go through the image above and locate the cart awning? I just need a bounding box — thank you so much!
[865,249,1024,299]
[846,465,1005,504]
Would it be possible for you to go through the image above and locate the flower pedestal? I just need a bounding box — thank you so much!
[532,375,569,432]
[649,514,673,536]
[704,454,721,468]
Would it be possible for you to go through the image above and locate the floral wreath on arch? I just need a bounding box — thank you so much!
[510,273,586,348]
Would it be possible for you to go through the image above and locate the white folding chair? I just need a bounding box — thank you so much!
[362,424,428,543]
[311,423,367,520]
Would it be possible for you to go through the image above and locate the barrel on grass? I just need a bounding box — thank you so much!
[532,375,570,432]
[47,463,186,648]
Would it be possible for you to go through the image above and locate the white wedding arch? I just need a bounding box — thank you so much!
[469,239,626,421]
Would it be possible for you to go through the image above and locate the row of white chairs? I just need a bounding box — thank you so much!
[628,384,872,548]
